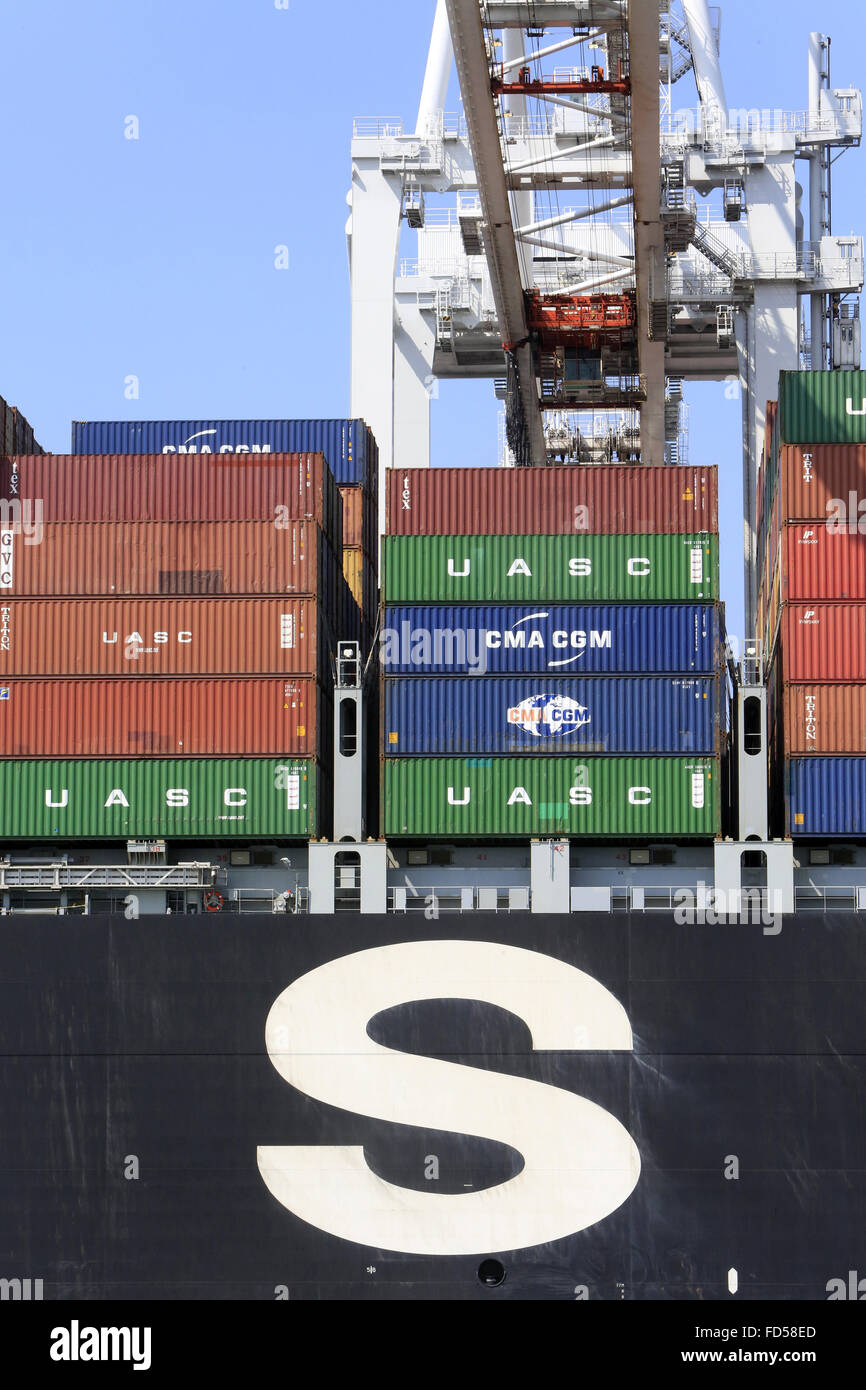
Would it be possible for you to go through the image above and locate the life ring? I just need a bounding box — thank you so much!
[203,889,224,913]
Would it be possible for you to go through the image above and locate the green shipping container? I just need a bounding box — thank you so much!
[778,371,866,445]
[384,757,720,838]
[0,759,322,839]
[382,534,718,603]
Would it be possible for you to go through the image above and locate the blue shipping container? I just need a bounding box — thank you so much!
[381,604,721,675]
[785,758,866,836]
[70,420,377,489]
[383,676,722,755]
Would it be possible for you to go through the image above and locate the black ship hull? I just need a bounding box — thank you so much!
[2,912,864,1301]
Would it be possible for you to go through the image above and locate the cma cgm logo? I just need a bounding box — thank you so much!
[162,430,274,454]
[507,694,590,739]
[257,941,640,1255]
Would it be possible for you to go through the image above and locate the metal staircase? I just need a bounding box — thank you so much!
[691,222,740,279]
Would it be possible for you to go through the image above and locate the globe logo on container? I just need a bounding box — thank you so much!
[507,694,591,739]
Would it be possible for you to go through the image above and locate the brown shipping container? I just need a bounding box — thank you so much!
[0,520,342,598]
[770,445,866,522]
[0,599,342,677]
[0,453,342,543]
[0,678,329,758]
[771,603,866,681]
[779,684,866,755]
[387,466,718,536]
[339,484,378,552]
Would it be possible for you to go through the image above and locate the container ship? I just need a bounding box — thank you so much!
[2,1,866,1302]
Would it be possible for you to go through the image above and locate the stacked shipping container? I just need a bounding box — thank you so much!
[0,395,43,456]
[381,466,724,839]
[758,371,866,836]
[0,451,364,839]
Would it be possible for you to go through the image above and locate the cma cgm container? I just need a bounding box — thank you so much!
[382,534,719,603]
[775,684,866,756]
[777,371,866,445]
[381,603,722,675]
[383,676,723,756]
[70,419,377,489]
[0,679,329,758]
[0,598,353,677]
[0,758,325,839]
[388,466,718,536]
[383,756,721,838]
[785,758,866,836]
[770,604,866,680]
[0,454,342,543]
[0,521,343,598]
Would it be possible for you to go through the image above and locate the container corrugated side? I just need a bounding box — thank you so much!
[0,679,330,758]
[383,757,721,837]
[778,685,866,755]
[382,676,722,755]
[339,484,378,552]
[0,758,324,839]
[0,521,342,598]
[785,757,866,835]
[381,604,722,675]
[70,420,377,488]
[765,445,866,523]
[0,454,342,544]
[770,525,866,601]
[387,466,718,535]
[343,546,379,622]
[382,534,719,603]
[0,599,343,677]
[771,604,866,681]
[778,372,866,445]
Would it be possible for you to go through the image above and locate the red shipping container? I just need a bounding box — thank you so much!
[0,453,343,541]
[0,520,341,597]
[769,446,866,523]
[0,678,329,758]
[774,604,866,681]
[387,466,718,536]
[775,524,866,601]
[0,598,340,677]
[778,684,866,755]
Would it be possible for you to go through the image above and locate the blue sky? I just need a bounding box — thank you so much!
[1,0,862,638]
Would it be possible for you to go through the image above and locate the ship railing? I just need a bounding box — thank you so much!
[390,885,531,914]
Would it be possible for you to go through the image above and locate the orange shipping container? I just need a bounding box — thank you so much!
[342,546,379,622]
[0,599,340,677]
[0,521,341,597]
[0,678,329,758]
[778,684,866,755]
[339,485,378,551]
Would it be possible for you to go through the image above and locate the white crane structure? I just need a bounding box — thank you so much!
[347,0,864,626]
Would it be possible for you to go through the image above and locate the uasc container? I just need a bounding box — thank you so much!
[383,676,723,755]
[0,598,348,677]
[0,678,329,758]
[383,756,721,838]
[382,534,719,603]
[0,454,342,543]
[0,521,343,598]
[387,466,718,536]
[381,603,722,675]
[0,758,325,839]
[778,371,866,446]
[70,419,377,489]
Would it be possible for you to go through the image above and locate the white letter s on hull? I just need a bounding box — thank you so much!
[257,940,640,1254]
